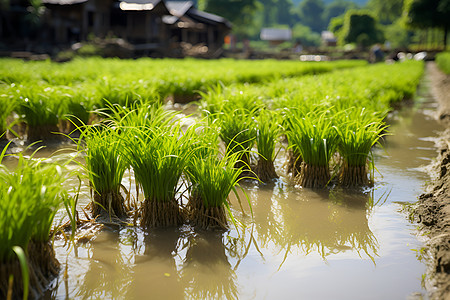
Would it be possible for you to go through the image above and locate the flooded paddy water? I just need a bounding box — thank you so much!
[3,79,443,299]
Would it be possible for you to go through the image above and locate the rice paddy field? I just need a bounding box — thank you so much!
[0,57,442,299]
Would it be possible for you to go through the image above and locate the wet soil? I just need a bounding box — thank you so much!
[414,62,450,300]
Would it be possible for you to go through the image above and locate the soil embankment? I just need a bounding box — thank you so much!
[415,62,450,300]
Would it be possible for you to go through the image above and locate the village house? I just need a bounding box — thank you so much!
[0,0,231,57]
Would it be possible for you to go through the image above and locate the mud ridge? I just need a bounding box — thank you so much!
[414,62,450,300]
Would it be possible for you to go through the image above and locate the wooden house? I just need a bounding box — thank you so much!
[38,0,231,56]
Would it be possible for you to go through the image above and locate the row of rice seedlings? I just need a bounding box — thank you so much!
[79,125,129,218]
[77,101,249,230]
[0,57,367,89]
[285,108,339,188]
[216,108,256,173]
[254,109,280,182]
[335,108,388,187]
[435,51,450,74]
[186,129,245,229]
[0,97,15,141]
[0,148,74,298]
[268,60,424,113]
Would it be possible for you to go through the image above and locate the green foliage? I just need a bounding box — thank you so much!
[383,21,413,48]
[292,23,322,46]
[296,0,326,33]
[339,9,385,47]
[436,52,450,74]
[403,0,450,47]
[323,0,358,27]
[367,0,403,24]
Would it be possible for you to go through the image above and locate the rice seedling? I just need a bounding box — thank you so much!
[285,108,339,188]
[334,108,388,187]
[0,95,15,141]
[79,125,129,218]
[0,148,72,299]
[123,121,196,228]
[186,150,245,230]
[254,109,280,182]
[217,108,257,172]
[183,125,245,229]
[435,52,450,75]
[12,85,62,141]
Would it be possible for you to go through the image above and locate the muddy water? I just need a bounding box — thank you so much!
[42,88,445,299]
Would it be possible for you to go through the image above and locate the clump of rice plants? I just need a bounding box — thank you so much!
[217,108,256,172]
[186,128,245,229]
[335,108,387,187]
[436,52,450,75]
[285,108,338,188]
[79,125,129,218]
[0,149,71,298]
[13,85,62,141]
[254,109,280,182]
[124,120,195,228]
[0,96,15,141]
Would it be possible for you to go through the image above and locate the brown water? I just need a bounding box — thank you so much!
[29,82,442,299]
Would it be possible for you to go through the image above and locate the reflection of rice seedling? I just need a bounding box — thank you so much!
[124,123,195,228]
[285,109,338,188]
[335,108,387,187]
[79,125,128,218]
[217,108,256,171]
[186,147,244,230]
[255,109,280,182]
[182,232,238,300]
[0,149,72,299]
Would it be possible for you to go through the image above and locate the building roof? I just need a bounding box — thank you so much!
[119,0,164,11]
[42,0,87,4]
[188,8,231,28]
[260,28,292,41]
[165,1,194,17]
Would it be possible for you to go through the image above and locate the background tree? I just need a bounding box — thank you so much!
[403,0,450,47]
[292,23,322,46]
[323,0,357,29]
[204,0,258,37]
[367,0,404,24]
[339,10,385,48]
[295,0,326,33]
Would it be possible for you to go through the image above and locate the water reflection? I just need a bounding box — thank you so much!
[75,227,133,298]
[182,232,238,300]
[248,184,379,263]
[127,228,185,299]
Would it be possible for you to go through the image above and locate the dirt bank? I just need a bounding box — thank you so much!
[414,62,450,300]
